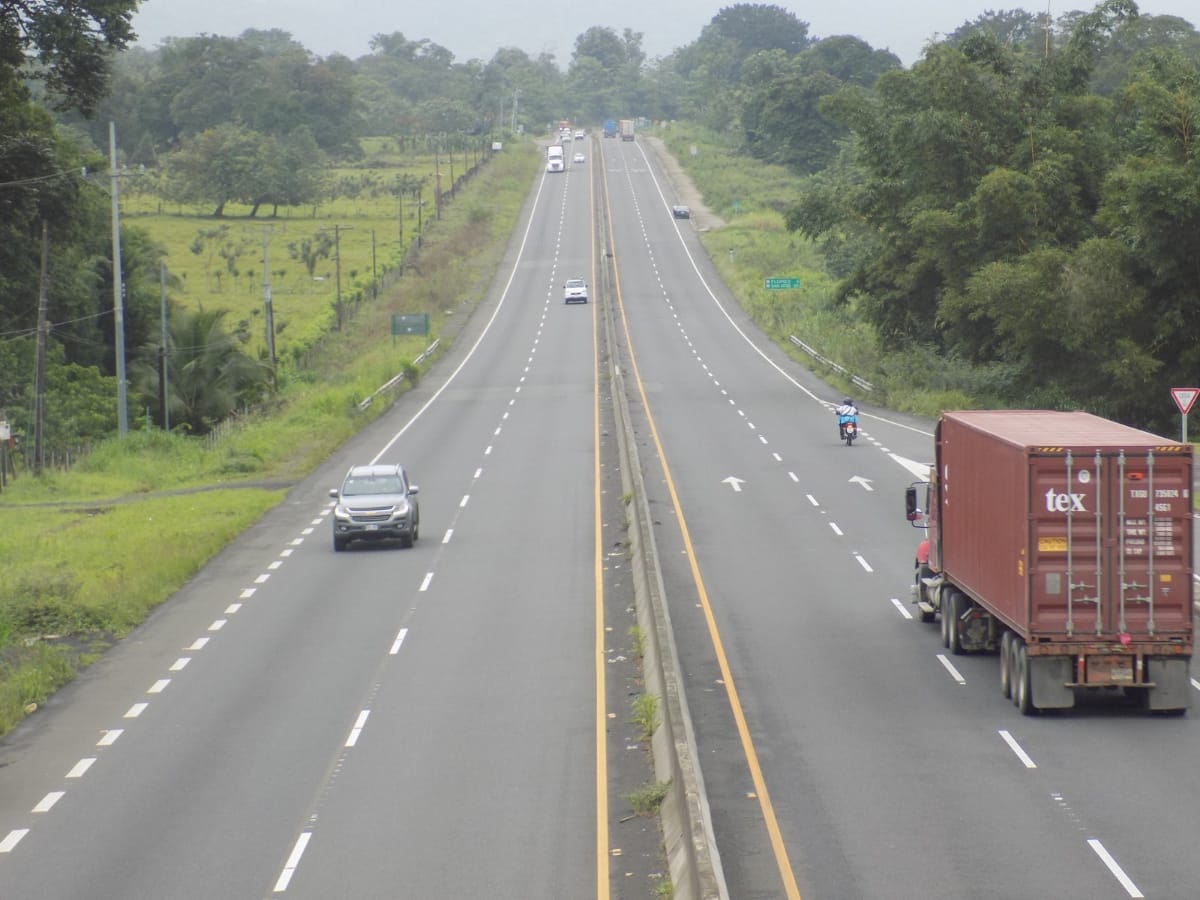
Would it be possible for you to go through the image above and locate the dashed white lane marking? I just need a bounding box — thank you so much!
[209,619,227,631]
[124,703,148,719]
[442,529,453,544]
[998,730,1037,768]
[772,452,782,462]
[0,830,29,852]
[757,435,768,444]
[225,603,242,615]
[419,573,434,592]
[390,628,408,655]
[169,658,190,672]
[460,495,470,508]
[829,523,843,536]
[474,468,483,478]
[240,588,256,599]
[485,445,494,454]
[187,638,209,651]
[1088,839,1144,898]
[345,710,370,747]
[66,758,95,778]
[281,549,294,557]
[97,729,122,746]
[254,573,270,584]
[936,654,967,684]
[890,598,913,620]
[788,472,799,482]
[806,494,819,506]
[854,554,874,573]
[273,831,312,892]
[268,561,282,570]
[1191,677,1200,691]
[33,792,64,813]
[148,679,170,694]
[290,538,303,546]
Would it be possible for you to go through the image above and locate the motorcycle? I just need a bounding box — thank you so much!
[840,418,858,446]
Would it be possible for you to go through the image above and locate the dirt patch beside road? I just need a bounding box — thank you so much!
[642,136,726,231]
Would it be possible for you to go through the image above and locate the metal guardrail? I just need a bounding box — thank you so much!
[356,338,441,411]
[788,335,874,393]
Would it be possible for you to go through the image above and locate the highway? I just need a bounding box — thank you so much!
[596,134,1200,900]
[3,131,1200,900]
[0,148,647,897]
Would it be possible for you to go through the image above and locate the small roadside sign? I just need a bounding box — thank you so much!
[764,277,801,290]
[1170,387,1198,415]
[391,313,429,336]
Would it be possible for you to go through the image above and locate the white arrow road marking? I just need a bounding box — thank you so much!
[849,476,874,491]
[890,453,932,480]
[722,476,746,492]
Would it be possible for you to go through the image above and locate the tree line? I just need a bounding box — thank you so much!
[2,1,1199,459]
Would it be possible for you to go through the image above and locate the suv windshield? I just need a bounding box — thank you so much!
[343,475,404,496]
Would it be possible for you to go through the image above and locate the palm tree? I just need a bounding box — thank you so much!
[131,306,273,434]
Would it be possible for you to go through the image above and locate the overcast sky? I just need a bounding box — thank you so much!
[131,1,1199,68]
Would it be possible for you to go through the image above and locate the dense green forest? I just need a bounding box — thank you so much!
[3,0,1200,460]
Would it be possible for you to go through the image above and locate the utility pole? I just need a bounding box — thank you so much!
[109,121,128,436]
[511,88,519,134]
[262,226,277,385]
[34,222,49,474]
[434,145,442,221]
[159,261,169,430]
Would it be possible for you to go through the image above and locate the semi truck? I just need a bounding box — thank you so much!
[546,144,564,172]
[619,119,635,141]
[906,410,1193,714]
[603,119,618,138]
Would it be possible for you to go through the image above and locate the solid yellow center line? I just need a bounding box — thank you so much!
[599,139,803,900]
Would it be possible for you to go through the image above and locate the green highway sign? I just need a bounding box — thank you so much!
[391,313,429,336]
[765,277,801,290]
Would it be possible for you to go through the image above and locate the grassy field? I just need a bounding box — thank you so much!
[0,138,541,733]
[118,138,487,361]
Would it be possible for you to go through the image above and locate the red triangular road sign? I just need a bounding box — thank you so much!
[1170,387,1199,414]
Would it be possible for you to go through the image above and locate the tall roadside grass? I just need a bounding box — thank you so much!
[0,140,541,735]
[655,123,976,417]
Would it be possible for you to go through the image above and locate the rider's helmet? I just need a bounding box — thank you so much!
[843,398,853,407]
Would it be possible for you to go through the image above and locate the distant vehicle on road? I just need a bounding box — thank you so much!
[603,119,618,138]
[619,119,635,141]
[330,464,420,551]
[574,130,585,140]
[563,277,589,304]
[573,152,585,164]
[672,204,690,219]
[546,144,564,173]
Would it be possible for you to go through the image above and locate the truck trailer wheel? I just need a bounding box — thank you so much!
[947,590,967,655]
[1000,631,1013,699]
[1013,641,1035,714]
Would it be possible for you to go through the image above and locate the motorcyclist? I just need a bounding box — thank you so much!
[835,398,859,440]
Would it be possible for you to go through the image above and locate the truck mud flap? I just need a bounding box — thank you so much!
[1030,656,1075,709]
[1146,659,1191,712]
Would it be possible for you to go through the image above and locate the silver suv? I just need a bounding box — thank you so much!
[330,464,420,551]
